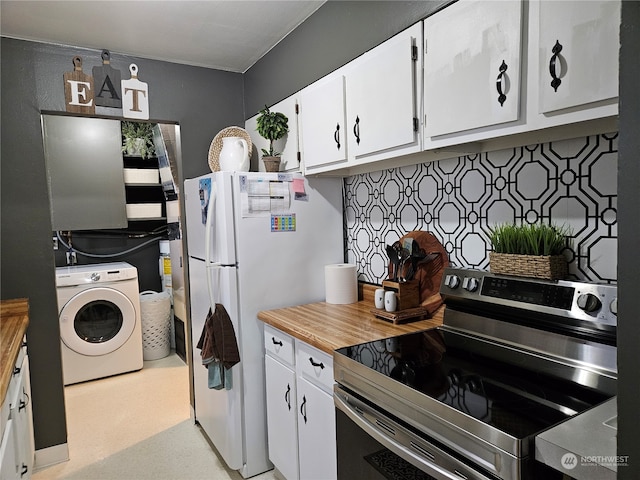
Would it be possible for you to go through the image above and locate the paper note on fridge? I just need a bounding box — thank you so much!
[240,177,291,217]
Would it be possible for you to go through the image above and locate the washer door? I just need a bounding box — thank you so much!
[60,286,136,356]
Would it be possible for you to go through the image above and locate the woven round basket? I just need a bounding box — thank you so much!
[208,126,253,172]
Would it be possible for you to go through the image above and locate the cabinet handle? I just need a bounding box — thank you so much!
[309,357,325,369]
[285,383,292,411]
[496,60,508,106]
[334,123,341,149]
[353,116,361,145]
[549,39,563,92]
[271,337,283,347]
[300,395,307,424]
[13,366,21,376]
[21,464,28,477]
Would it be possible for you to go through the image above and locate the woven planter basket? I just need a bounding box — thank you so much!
[489,252,568,280]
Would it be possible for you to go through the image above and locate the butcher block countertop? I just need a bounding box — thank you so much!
[258,289,443,355]
[1,298,29,404]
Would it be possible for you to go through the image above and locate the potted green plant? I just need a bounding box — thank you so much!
[121,121,156,159]
[487,222,571,279]
[256,106,288,172]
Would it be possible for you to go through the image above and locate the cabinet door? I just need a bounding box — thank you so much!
[424,0,523,137]
[247,96,300,173]
[265,356,299,480]
[300,75,348,172]
[346,23,421,160]
[12,357,34,480]
[0,418,18,480]
[297,378,336,480]
[538,0,619,114]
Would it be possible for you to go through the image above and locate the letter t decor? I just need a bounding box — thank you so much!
[121,63,149,120]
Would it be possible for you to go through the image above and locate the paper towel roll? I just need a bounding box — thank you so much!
[325,264,358,304]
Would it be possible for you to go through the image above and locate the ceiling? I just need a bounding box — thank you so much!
[0,1,326,73]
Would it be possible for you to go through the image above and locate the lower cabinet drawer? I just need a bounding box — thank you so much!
[264,324,295,367]
[296,341,333,394]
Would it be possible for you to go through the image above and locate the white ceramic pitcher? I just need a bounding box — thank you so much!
[218,136,249,172]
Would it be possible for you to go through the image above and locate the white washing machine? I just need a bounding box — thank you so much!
[55,262,143,385]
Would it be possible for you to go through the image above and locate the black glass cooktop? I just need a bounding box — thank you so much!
[335,329,611,439]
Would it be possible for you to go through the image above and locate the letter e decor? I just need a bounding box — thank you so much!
[63,56,95,115]
[92,49,122,108]
[121,63,149,120]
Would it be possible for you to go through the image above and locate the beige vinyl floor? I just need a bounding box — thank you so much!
[33,353,279,480]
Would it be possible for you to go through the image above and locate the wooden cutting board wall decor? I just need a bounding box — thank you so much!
[63,56,95,114]
[121,63,149,119]
[92,50,122,108]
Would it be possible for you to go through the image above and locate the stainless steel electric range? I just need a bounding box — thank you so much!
[333,267,618,480]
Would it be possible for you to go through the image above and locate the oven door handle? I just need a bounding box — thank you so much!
[334,389,494,480]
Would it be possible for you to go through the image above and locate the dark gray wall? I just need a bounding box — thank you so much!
[244,0,450,117]
[1,37,243,450]
[616,2,640,477]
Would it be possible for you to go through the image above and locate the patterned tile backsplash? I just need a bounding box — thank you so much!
[344,133,618,284]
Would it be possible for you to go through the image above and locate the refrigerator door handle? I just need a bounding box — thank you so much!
[204,182,219,309]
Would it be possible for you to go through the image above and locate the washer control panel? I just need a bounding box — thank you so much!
[55,262,138,287]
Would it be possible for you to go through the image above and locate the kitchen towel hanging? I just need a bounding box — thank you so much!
[325,264,358,304]
[196,304,240,390]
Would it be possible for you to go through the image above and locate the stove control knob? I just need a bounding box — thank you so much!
[610,298,618,316]
[463,277,479,292]
[90,273,101,282]
[445,275,460,289]
[577,293,602,313]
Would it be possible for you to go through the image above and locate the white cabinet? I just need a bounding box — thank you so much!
[300,22,422,175]
[0,342,34,480]
[295,343,335,480]
[424,0,523,137]
[537,0,620,114]
[345,22,422,164]
[263,325,336,480]
[0,418,17,480]
[265,356,298,480]
[299,74,348,171]
[246,96,300,173]
[422,0,619,152]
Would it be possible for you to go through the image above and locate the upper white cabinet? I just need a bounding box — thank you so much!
[300,22,422,175]
[299,74,348,171]
[537,0,620,114]
[424,0,523,137]
[345,22,422,163]
[422,0,619,152]
[246,95,300,173]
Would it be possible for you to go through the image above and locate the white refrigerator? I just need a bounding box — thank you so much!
[184,171,343,478]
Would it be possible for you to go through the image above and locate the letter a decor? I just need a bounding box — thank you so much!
[121,63,149,120]
[92,50,122,108]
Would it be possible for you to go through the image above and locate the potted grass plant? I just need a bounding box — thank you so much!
[256,106,288,172]
[488,223,570,279]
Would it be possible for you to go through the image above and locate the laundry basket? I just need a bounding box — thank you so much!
[139,290,171,360]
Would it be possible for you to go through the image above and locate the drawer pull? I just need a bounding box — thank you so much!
[308,357,325,369]
[271,337,283,347]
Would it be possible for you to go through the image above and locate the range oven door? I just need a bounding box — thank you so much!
[334,385,496,480]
